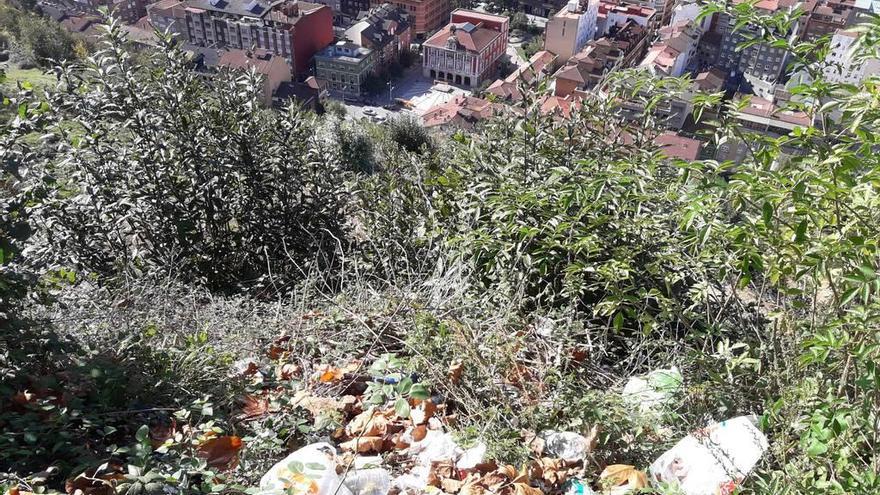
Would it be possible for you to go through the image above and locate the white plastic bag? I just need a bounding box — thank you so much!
[649,415,768,495]
[259,443,353,495]
[622,367,683,414]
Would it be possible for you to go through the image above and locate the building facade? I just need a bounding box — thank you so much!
[552,19,649,95]
[639,20,701,77]
[597,1,656,37]
[184,0,333,76]
[544,0,599,66]
[371,0,449,37]
[344,3,412,72]
[422,10,508,88]
[314,41,377,97]
[219,48,292,105]
[147,0,187,37]
[823,29,880,83]
[716,0,802,98]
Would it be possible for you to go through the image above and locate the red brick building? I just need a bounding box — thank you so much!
[184,0,333,77]
[422,10,508,88]
[372,0,449,37]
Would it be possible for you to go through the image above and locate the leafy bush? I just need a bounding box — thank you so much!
[387,115,434,154]
[22,22,350,291]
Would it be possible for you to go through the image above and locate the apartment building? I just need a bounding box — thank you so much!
[372,0,449,37]
[147,0,187,37]
[544,0,599,66]
[716,0,802,98]
[552,19,649,95]
[422,10,509,88]
[486,50,557,101]
[639,20,701,77]
[184,0,333,76]
[823,29,880,83]
[627,0,674,25]
[344,3,412,72]
[219,48,292,105]
[341,0,371,16]
[314,41,377,97]
[801,0,854,40]
[597,1,656,37]
[715,94,811,163]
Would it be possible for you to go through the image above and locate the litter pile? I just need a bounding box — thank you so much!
[57,340,769,495]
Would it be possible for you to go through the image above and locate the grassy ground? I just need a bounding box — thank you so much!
[1,65,58,93]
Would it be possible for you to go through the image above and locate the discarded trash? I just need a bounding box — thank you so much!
[456,442,487,470]
[622,367,683,413]
[599,465,648,495]
[343,468,391,495]
[539,431,592,462]
[562,479,596,495]
[260,443,353,495]
[410,430,462,465]
[393,465,430,493]
[649,415,768,495]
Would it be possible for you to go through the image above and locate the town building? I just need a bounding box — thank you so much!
[801,0,854,40]
[273,76,329,111]
[147,0,187,37]
[422,10,509,88]
[108,0,150,22]
[822,29,880,83]
[715,94,811,162]
[219,48,292,105]
[314,41,377,97]
[596,1,656,37]
[341,0,371,17]
[544,0,599,66]
[552,19,650,96]
[344,3,412,72]
[627,0,674,26]
[716,0,802,99]
[670,0,712,31]
[655,131,702,160]
[639,20,701,77]
[420,94,508,130]
[372,0,449,38]
[692,67,726,92]
[183,0,333,77]
[486,50,557,102]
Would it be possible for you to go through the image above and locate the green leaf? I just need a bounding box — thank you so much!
[806,440,828,457]
[18,102,27,119]
[409,383,430,400]
[135,425,149,443]
[762,201,773,228]
[394,397,411,419]
[304,463,325,471]
[794,219,807,243]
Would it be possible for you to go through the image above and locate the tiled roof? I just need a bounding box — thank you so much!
[736,95,812,127]
[219,48,290,75]
[424,22,501,52]
[694,67,726,91]
[655,132,701,160]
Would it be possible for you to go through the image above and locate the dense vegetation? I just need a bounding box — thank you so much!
[2,5,880,495]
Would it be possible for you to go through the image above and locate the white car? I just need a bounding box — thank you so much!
[363,108,376,116]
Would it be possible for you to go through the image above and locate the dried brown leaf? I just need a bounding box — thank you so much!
[339,436,385,453]
[197,436,244,470]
